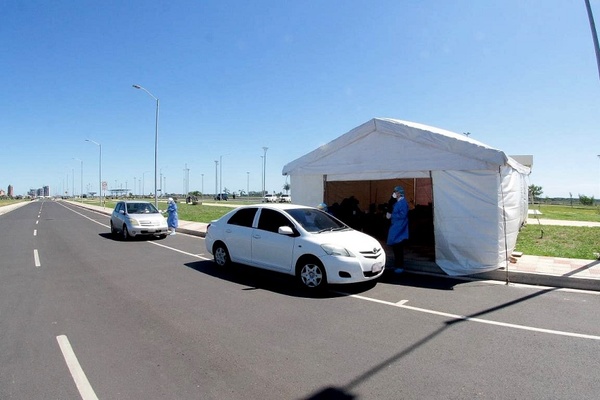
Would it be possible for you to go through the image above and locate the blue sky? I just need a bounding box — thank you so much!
[2,0,600,199]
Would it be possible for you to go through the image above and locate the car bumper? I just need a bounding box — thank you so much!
[320,254,386,284]
[129,227,168,236]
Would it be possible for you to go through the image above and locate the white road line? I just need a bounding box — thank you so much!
[36,220,39,225]
[149,241,212,260]
[33,249,41,267]
[56,335,99,400]
[338,293,600,341]
[33,229,37,236]
[396,299,409,306]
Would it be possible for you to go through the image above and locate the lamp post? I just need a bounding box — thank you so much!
[214,160,219,199]
[262,147,268,197]
[247,171,249,197]
[201,173,204,198]
[597,155,600,205]
[132,84,159,207]
[73,158,83,200]
[85,139,102,207]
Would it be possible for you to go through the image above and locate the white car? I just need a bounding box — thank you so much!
[205,204,386,289]
[262,194,278,202]
[110,201,168,240]
[279,194,291,203]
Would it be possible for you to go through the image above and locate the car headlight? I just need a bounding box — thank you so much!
[321,244,354,257]
[128,217,140,226]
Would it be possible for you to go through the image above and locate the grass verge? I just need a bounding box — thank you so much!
[515,224,600,260]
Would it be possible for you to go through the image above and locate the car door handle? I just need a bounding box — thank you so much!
[252,234,261,239]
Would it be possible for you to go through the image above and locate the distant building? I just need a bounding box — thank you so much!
[7,185,13,197]
[0,189,5,197]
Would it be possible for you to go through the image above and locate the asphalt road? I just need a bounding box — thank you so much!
[1,200,600,399]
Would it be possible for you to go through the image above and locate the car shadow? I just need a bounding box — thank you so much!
[184,260,378,299]
[98,232,167,242]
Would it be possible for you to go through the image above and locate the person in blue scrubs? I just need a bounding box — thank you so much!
[387,186,409,273]
[166,197,179,236]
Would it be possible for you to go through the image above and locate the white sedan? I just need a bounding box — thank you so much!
[205,204,386,289]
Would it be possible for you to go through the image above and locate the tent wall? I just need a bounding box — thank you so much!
[433,170,502,275]
[289,174,324,208]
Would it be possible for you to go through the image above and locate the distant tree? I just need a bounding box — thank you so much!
[579,194,595,206]
[528,185,543,202]
[283,182,291,194]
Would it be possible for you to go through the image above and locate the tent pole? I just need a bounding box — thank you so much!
[499,167,510,285]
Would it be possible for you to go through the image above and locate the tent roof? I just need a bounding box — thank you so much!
[283,118,530,178]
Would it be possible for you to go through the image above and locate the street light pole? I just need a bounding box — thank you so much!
[262,147,268,197]
[85,139,102,207]
[214,160,219,199]
[133,84,159,208]
[74,158,83,200]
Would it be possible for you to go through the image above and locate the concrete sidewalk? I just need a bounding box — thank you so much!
[23,200,600,291]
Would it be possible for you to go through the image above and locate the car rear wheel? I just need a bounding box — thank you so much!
[122,225,130,241]
[297,258,327,289]
[213,242,231,267]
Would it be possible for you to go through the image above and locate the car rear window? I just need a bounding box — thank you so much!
[257,209,294,233]
[227,208,257,227]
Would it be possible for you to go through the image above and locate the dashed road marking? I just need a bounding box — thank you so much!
[34,249,41,267]
[56,335,99,400]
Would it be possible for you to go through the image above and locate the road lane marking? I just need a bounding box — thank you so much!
[56,335,99,400]
[34,249,41,267]
[36,220,39,225]
[150,241,212,260]
[34,229,37,236]
[396,300,409,305]
[337,293,600,341]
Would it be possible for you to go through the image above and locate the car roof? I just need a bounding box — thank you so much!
[239,203,310,211]
[120,200,154,204]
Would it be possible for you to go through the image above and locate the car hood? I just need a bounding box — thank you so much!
[313,229,383,249]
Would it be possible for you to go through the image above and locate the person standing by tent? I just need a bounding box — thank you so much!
[166,197,179,236]
[387,186,409,273]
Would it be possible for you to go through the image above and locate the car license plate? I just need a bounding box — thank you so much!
[371,262,383,273]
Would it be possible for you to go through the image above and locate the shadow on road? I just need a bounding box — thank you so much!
[183,260,378,299]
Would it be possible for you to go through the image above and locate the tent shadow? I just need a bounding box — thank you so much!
[378,269,463,291]
[183,260,378,299]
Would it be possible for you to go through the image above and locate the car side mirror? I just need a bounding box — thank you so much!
[278,226,294,235]
[119,210,125,215]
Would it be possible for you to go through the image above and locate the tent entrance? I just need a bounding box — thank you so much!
[324,178,435,263]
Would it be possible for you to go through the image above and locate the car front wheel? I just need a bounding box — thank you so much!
[297,258,327,289]
[122,225,130,241]
[213,242,231,267]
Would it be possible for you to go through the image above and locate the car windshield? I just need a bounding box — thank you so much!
[127,203,159,214]
[285,208,348,233]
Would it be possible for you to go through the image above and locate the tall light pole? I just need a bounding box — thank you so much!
[132,84,159,207]
[597,155,600,204]
[85,139,102,207]
[214,160,219,198]
[262,147,268,197]
[201,173,204,198]
[219,154,229,197]
[73,158,83,200]
[247,171,250,197]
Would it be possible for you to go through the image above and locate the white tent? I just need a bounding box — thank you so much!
[282,118,530,276]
